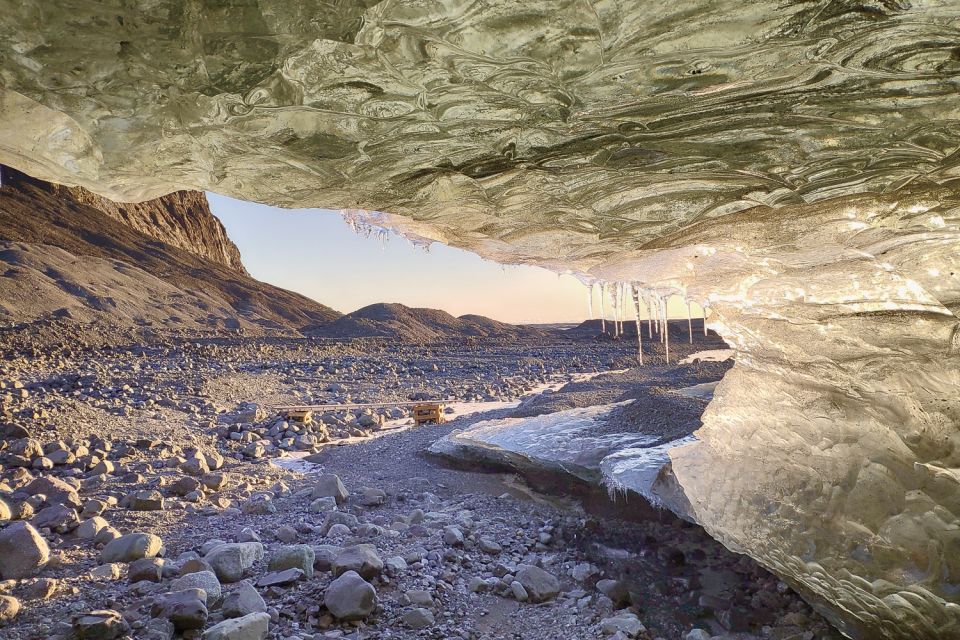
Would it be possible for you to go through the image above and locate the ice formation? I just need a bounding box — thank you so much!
[1,2,959,637]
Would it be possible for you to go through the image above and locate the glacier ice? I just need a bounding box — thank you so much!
[1,1,959,637]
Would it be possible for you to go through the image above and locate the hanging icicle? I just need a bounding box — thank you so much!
[703,305,709,336]
[663,296,670,363]
[587,283,594,320]
[599,283,607,335]
[630,285,644,365]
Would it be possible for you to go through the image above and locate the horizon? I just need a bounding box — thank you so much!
[209,193,702,325]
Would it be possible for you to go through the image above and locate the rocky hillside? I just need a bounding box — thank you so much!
[307,303,544,342]
[0,167,340,333]
[53,183,247,273]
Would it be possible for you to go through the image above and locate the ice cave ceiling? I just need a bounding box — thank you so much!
[1,1,960,638]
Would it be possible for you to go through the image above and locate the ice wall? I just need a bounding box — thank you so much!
[1,1,959,637]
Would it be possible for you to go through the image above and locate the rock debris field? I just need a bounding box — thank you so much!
[0,328,842,640]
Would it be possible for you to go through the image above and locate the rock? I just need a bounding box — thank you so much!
[100,532,162,563]
[510,581,528,601]
[313,544,341,572]
[73,610,130,640]
[222,581,266,618]
[24,476,80,508]
[275,524,297,543]
[516,565,560,603]
[0,521,50,578]
[240,494,275,515]
[32,503,79,531]
[129,489,165,511]
[255,568,304,587]
[442,525,464,546]
[405,590,434,607]
[320,511,359,535]
[0,595,20,623]
[311,474,348,504]
[202,611,270,640]
[130,557,164,583]
[75,516,110,540]
[151,588,208,631]
[332,544,383,580]
[385,556,407,573]
[24,577,58,600]
[205,542,263,583]
[142,617,175,640]
[601,613,646,637]
[683,630,712,640]
[478,538,502,555]
[90,564,122,580]
[597,579,631,607]
[268,545,314,578]
[170,570,222,604]
[309,496,337,513]
[0,498,12,523]
[402,607,435,629]
[324,570,376,621]
[359,487,386,506]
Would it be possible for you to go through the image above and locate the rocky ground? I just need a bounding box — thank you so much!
[0,329,842,640]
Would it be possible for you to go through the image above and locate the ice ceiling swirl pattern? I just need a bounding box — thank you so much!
[1,2,960,638]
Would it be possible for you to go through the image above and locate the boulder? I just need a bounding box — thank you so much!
[151,588,208,631]
[72,610,130,640]
[202,612,270,640]
[0,521,50,578]
[311,474,348,504]
[222,581,266,618]
[129,557,164,583]
[204,542,263,583]
[0,595,20,623]
[332,544,383,580]
[516,565,560,603]
[170,570,222,604]
[100,532,162,563]
[402,607,435,629]
[324,570,376,621]
[268,545,314,578]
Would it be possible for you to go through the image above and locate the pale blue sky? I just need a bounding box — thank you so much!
[208,194,592,323]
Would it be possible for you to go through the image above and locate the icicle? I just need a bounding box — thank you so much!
[630,285,644,365]
[612,285,620,338]
[587,283,594,320]
[703,305,709,336]
[663,297,670,363]
[687,300,693,344]
[599,284,607,334]
[647,295,654,338]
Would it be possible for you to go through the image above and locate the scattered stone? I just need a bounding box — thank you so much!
[516,565,560,603]
[24,577,58,600]
[311,474,349,504]
[171,570,222,603]
[73,610,130,640]
[332,544,383,580]
[202,611,270,640]
[0,521,50,579]
[223,581,267,618]
[0,595,20,623]
[100,532,162,563]
[601,613,646,637]
[205,542,264,583]
[130,557,164,583]
[129,489,165,511]
[402,607,435,629]
[268,545,314,578]
[255,567,304,587]
[324,570,376,620]
[151,588,208,631]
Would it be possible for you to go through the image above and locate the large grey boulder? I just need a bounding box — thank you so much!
[150,588,208,631]
[222,581,266,618]
[332,544,383,580]
[202,611,270,640]
[100,532,162,563]
[268,545,314,578]
[0,521,50,579]
[204,542,263,583]
[311,474,348,504]
[516,565,560,603]
[324,570,376,621]
[171,570,222,604]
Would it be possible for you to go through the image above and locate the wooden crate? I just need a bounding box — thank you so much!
[413,403,445,426]
[284,409,313,424]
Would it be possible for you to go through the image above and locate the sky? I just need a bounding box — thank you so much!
[208,194,701,324]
